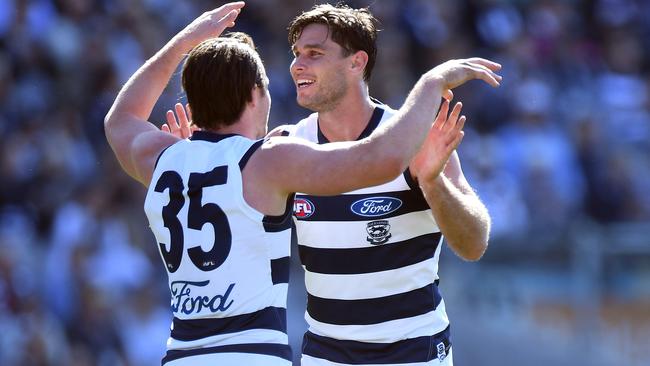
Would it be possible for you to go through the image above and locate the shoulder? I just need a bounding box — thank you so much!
[131,130,181,186]
[282,112,319,142]
[251,136,321,174]
[267,124,295,138]
[376,102,398,121]
[294,112,318,126]
[265,113,319,139]
[291,113,318,135]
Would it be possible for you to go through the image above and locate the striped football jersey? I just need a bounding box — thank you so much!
[144,131,292,365]
[290,105,452,365]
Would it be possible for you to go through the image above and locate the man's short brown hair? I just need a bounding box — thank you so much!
[288,3,379,82]
[182,33,265,130]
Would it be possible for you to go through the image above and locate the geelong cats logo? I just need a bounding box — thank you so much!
[351,197,402,217]
[366,220,392,245]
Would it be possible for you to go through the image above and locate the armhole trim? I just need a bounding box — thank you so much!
[262,193,295,233]
[403,167,419,191]
[239,139,264,171]
[403,167,428,203]
[154,145,173,170]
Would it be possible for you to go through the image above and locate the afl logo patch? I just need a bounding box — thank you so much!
[293,198,315,219]
[351,197,402,217]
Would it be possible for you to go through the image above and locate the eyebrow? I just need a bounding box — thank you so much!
[292,43,327,53]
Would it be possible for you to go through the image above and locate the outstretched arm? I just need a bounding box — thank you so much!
[104,2,245,186]
[251,58,502,197]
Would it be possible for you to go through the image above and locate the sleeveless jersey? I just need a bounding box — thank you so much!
[143,131,292,366]
[289,105,452,365]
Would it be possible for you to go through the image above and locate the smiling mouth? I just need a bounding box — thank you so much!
[296,79,315,88]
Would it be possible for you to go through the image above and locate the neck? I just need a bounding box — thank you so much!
[317,83,376,142]
[210,114,262,140]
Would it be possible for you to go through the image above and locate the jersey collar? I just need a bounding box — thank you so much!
[317,105,385,144]
[190,131,240,143]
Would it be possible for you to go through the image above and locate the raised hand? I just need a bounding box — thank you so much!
[176,2,246,49]
[428,57,502,91]
[161,103,197,139]
[407,57,500,182]
[410,97,465,182]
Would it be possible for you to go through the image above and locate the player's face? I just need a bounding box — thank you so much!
[290,23,350,112]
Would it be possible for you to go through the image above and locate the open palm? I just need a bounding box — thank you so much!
[410,98,465,182]
[161,103,198,139]
[177,2,245,50]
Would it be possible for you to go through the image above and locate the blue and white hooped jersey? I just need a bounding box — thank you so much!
[290,105,452,365]
[144,131,292,366]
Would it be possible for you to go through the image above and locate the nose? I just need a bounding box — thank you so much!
[290,56,305,76]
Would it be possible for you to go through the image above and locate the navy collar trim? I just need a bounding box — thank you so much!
[190,131,240,143]
[317,106,385,144]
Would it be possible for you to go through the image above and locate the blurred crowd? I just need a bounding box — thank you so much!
[0,0,649,365]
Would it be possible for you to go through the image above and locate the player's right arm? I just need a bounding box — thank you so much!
[104,2,245,186]
[248,58,502,197]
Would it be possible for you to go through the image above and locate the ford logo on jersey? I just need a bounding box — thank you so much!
[351,196,402,217]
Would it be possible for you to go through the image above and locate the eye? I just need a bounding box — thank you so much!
[309,50,322,57]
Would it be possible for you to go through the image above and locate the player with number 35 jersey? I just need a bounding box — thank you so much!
[144,134,293,365]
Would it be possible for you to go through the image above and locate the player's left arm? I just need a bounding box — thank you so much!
[420,152,490,261]
[410,101,490,261]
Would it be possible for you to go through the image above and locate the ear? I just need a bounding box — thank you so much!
[249,86,262,106]
[349,50,369,77]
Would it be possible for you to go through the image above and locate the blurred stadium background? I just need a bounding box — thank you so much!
[1,0,649,365]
